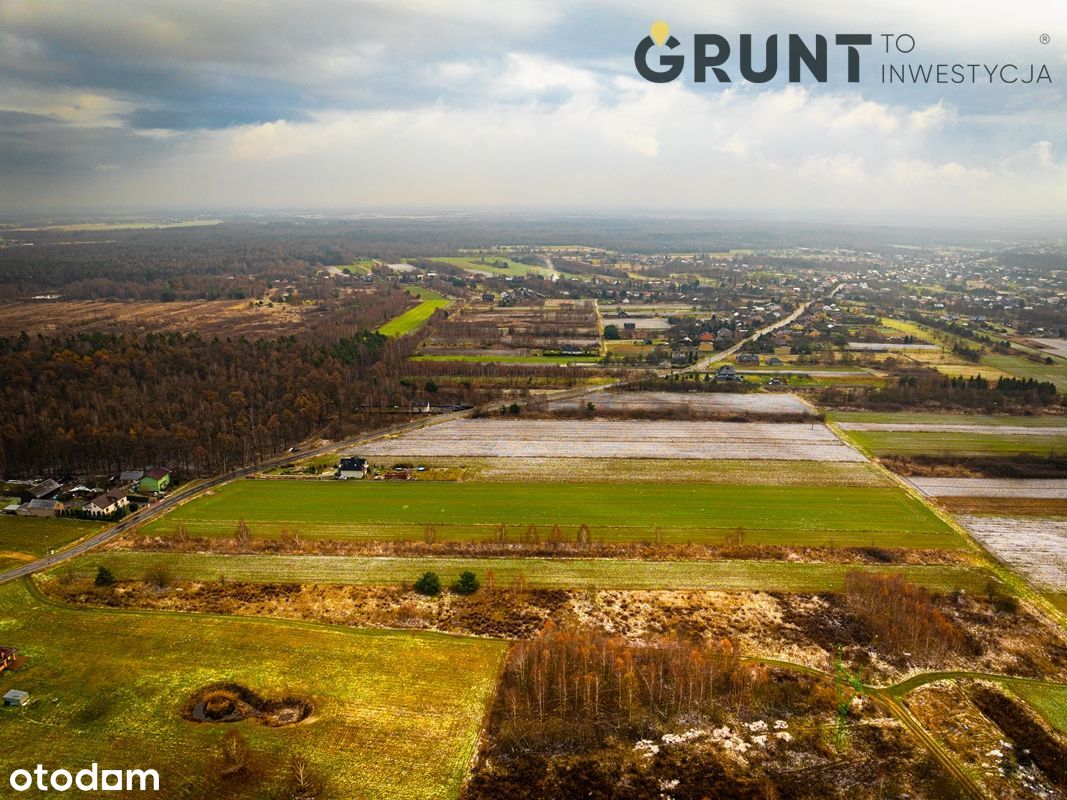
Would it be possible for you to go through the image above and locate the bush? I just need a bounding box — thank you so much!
[94,566,116,587]
[144,563,175,589]
[413,571,442,596]
[451,571,480,595]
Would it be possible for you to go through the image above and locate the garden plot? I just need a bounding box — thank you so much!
[909,478,1067,499]
[600,315,671,330]
[548,391,811,415]
[361,419,866,461]
[840,422,1067,436]
[958,515,1067,590]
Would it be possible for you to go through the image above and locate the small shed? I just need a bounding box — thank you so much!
[3,689,29,707]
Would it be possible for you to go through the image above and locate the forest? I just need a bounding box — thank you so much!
[0,292,436,476]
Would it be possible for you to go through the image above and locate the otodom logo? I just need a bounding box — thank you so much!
[634,20,871,84]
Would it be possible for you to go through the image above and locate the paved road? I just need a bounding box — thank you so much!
[0,290,835,585]
[683,291,830,374]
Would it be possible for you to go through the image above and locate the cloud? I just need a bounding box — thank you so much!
[0,0,1062,218]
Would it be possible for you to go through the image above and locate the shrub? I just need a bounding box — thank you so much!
[94,566,116,587]
[451,571,480,595]
[144,563,175,589]
[413,571,442,596]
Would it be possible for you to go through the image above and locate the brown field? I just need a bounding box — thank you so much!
[421,300,600,354]
[938,497,1067,516]
[547,390,812,416]
[0,299,308,338]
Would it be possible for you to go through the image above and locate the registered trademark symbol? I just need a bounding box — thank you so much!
[1040,33,1050,44]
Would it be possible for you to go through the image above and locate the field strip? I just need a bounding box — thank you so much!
[908,478,1067,499]
[358,419,868,461]
[58,552,993,593]
[547,391,812,415]
[956,515,1067,591]
[394,457,894,486]
[840,422,1067,435]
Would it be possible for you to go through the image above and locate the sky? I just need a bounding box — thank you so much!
[0,0,1065,219]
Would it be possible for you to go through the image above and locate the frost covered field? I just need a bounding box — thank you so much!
[361,419,866,461]
[959,515,1067,590]
[547,391,812,415]
[909,478,1067,499]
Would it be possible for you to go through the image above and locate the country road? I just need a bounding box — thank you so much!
[0,287,836,585]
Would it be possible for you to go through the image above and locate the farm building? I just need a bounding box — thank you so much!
[737,353,760,364]
[28,479,61,500]
[0,646,15,673]
[16,498,61,517]
[139,468,171,493]
[119,470,145,483]
[3,690,29,707]
[337,457,368,479]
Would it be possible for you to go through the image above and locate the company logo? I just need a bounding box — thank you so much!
[9,764,160,793]
[634,21,1052,86]
[634,21,870,84]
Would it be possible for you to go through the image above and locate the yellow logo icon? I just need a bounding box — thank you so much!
[650,20,670,46]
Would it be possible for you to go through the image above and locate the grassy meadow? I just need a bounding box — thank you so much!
[0,580,504,799]
[377,289,450,337]
[0,516,101,572]
[60,552,992,594]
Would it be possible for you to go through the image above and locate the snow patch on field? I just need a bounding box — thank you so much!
[908,478,1067,499]
[361,419,867,461]
[958,515,1067,590]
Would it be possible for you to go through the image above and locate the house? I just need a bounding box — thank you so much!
[139,468,171,493]
[0,646,15,673]
[697,332,715,343]
[87,490,129,518]
[560,344,585,356]
[3,690,29,707]
[736,353,760,365]
[715,365,743,382]
[337,456,368,480]
[29,479,61,500]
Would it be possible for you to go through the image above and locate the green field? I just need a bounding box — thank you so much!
[59,552,992,594]
[0,516,101,572]
[143,480,962,548]
[378,289,451,337]
[982,352,1067,392]
[1006,681,1067,735]
[828,411,1067,427]
[0,580,503,799]
[410,354,600,364]
[845,430,1067,457]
